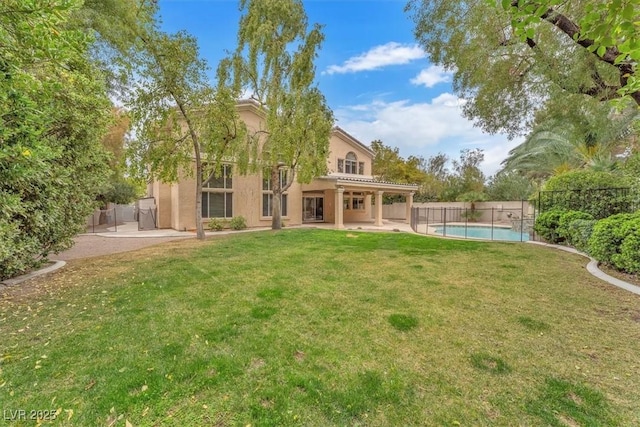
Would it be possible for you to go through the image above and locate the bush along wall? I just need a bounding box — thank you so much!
[557,211,594,245]
[535,208,640,275]
[589,212,640,274]
[565,219,597,253]
[534,209,566,244]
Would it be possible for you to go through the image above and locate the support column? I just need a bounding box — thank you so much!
[405,191,414,223]
[375,190,384,226]
[335,187,345,229]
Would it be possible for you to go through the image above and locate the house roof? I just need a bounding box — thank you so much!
[236,98,264,116]
[331,126,375,156]
[317,175,418,192]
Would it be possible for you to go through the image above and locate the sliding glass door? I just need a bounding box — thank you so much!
[303,196,324,222]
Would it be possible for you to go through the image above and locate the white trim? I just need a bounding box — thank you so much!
[316,176,418,192]
[332,126,375,156]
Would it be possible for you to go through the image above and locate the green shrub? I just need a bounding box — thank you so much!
[229,216,247,230]
[565,219,597,253]
[536,170,634,219]
[611,217,640,273]
[534,209,566,243]
[207,218,226,231]
[557,211,594,243]
[588,213,638,265]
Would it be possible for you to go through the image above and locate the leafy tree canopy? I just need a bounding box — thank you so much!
[1,0,114,279]
[406,0,639,138]
[230,0,334,229]
[128,29,247,239]
[486,171,536,200]
[372,140,427,184]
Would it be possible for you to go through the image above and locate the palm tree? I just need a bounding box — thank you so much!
[500,107,638,179]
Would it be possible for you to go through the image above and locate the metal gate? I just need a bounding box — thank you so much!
[138,207,157,231]
[137,197,157,231]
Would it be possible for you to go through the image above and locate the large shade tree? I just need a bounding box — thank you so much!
[486,171,536,200]
[128,30,247,240]
[406,0,639,138]
[230,0,334,230]
[71,0,158,97]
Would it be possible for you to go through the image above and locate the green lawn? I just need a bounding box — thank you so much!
[1,229,639,426]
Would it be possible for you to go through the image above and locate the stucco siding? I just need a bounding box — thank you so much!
[327,133,372,176]
[148,101,417,230]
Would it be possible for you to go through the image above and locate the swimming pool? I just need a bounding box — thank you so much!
[432,224,530,241]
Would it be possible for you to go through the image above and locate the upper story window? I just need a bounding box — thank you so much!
[262,169,289,191]
[202,164,233,218]
[203,164,232,189]
[345,152,357,174]
[338,152,365,175]
[262,169,289,217]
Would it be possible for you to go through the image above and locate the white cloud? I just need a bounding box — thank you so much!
[410,65,452,88]
[334,95,522,176]
[325,42,425,75]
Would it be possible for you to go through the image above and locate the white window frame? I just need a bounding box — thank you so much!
[262,193,288,217]
[262,169,289,218]
[338,152,364,175]
[352,192,366,210]
[343,192,365,210]
[202,164,233,218]
[345,152,358,174]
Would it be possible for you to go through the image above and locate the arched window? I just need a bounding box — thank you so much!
[345,152,357,174]
[337,152,365,175]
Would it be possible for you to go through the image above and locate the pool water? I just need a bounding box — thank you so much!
[432,225,529,241]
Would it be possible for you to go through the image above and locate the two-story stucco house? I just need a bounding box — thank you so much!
[147,100,417,231]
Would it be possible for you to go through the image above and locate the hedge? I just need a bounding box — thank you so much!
[611,217,640,273]
[534,208,566,243]
[557,211,594,244]
[564,219,597,253]
[537,170,635,219]
[588,213,640,267]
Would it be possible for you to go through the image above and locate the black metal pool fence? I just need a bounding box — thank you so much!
[410,202,536,242]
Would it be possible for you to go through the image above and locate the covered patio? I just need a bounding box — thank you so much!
[301,176,418,229]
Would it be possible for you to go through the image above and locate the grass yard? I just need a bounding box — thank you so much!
[1,229,640,426]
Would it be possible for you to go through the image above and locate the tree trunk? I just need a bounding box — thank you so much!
[271,189,282,230]
[99,210,107,225]
[271,167,282,230]
[195,160,205,240]
[174,96,205,239]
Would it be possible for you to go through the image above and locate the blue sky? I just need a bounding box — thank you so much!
[158,0,522,176]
